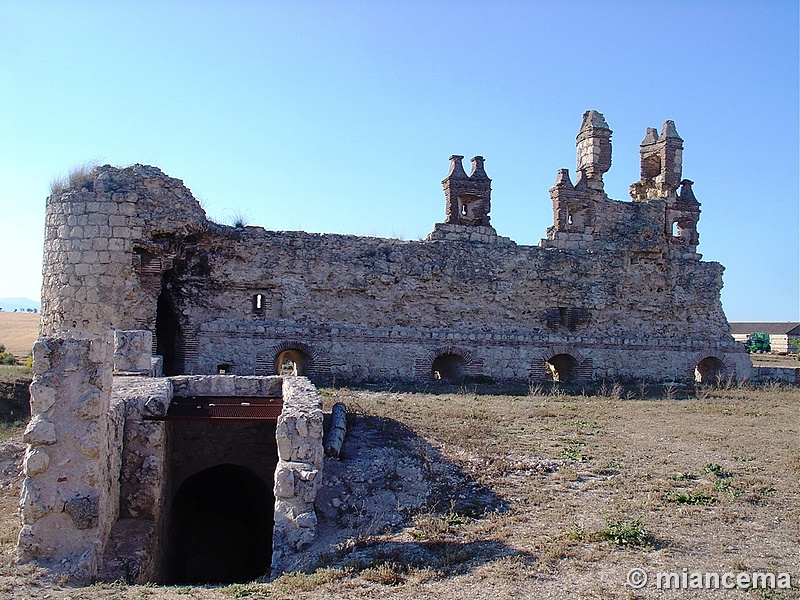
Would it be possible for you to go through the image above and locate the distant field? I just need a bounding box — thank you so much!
[750,352,799,367]
[0,312,39,358]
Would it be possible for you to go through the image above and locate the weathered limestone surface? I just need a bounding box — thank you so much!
[112,376,172,520]
[18,336,124,582]
[24,110,756,583]
[114,330,153,374]
[104,375,171,584]
[37,113,750,385]
[170,374,283,398]
[272,377,324,574]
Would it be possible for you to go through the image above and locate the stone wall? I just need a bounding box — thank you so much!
[37,111,751,388]
[18,336,124,582]
[272,377,324,574]
[751,365,800,384]
[19,321,326,582]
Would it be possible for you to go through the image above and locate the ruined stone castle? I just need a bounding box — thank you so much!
[18,111,750,583]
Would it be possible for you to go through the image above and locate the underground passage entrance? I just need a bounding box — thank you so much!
[165,464,274,584]
[157,399,281,585]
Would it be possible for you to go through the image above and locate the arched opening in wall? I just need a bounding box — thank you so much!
[546,354,577,383]
[156,289,183,376]
[217,363,232,374]
[457,194,479,222]
[695,356,727,385]
[431,353,466,382]
[671,220,679,237]
[165,464,274,585]
[276,349,307,376]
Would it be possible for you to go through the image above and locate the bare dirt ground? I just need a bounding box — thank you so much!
[0,312,39,359]
[0,382,798,599]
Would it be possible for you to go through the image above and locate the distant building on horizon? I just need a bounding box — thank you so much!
[730,322,800,354]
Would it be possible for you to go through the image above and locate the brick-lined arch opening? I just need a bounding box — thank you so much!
[432,353,467,381]
[276,349,308,376]
[270,341,318,378]
[546,353,577,383]
[164,464,273,585]
[156,288,183,376]
[695,356,727,384]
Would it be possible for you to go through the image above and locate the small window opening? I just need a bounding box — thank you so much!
[567,213,574,225]
[642,154,661,179]
[217,363,231,374]
[546,353,577,383]
[461,203,468,216]
[671,221,679,237]
[252,294,265,313]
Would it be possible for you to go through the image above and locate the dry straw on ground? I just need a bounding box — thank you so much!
[0,382,798,599]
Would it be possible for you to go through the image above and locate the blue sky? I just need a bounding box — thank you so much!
[0,1,797,321]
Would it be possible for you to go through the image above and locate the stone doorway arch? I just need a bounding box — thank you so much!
[695,355,727,384]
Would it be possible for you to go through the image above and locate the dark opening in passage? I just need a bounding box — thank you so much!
[546,353,577,383]
[432,353,467,381]
[165,464,274,584]
[156,289,183,376]
[695,356,726,384]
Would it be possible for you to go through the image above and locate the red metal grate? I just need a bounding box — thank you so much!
[149,396,284,422]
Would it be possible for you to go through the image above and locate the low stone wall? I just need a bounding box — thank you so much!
[18,335,124,582]
[169,374,283,398]
[751,365,800,384]
[272,377,324,574]
[18,329,329,583]
[100,375,172,583]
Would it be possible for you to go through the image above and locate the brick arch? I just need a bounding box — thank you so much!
[692,350,733,383]
[541,345,586,364]
[427,345,474,365]
[256,341,331,381]
[531,345,593,382]
[414,345,483,379]
[272,340,318,363]
[691,349,727,365]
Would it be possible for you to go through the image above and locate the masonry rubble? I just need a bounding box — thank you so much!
[19,110,752,582]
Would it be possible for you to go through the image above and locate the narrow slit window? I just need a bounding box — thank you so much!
[252,294,265,314]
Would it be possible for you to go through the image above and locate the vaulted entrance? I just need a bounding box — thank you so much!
[159,401,281,584]
[165,464,273,584]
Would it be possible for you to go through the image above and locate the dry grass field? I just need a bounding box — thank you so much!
[0,381,797,599]
[751,353,800,367]
[0,312,39,359]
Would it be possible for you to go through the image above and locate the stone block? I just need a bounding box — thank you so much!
[23,416,56,445]
[23,447,50,476]
[29,381,56,414]
[113,330,153,373]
